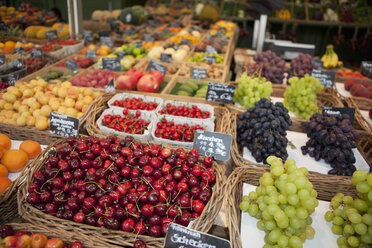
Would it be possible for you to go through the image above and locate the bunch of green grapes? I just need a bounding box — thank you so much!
[240,156,319,248]
[325,170,372,248]
[233,72,273,109]
[284,74,324,119]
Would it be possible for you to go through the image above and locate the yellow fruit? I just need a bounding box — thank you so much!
[18,105,29,113]
[64,97,75,108]
[32,109,41,118]
[23,89,34,98]
[52,86,59,96]
[7,86,21,97]
[57,106,66,115]
[65,108,77,117]
[83,96,93,105]
[29,101,40,110]
[0,117,4,122]
[2,93,16,103]
[36,79,47,87]
[38,95,50,105]
[15,42,24,48]
[83,88,93,96]
[26,116,36,126]
[40,105,52,117]
[3,103,13,110]
[50,100,61,111]
[74,100,84,111]
[0,99,6,108]
[67,87,79,99]
[82,105,89,113]
[33,86,44,94]
[16,116,27,126]
[12,100,21,110]
[35,118,48,130]
[21,112,31,118]
[57,88,67,98]
[76,112,84,119]
[92,91,101,99]
[61,81,72,88]
[4,41,15,48]
[0,42,4,48]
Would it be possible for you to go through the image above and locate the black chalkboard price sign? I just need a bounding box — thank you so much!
[193,130,233,161]
[146,60,168,76]
[0,55,5,64]
[100,37,114,48]
[105,78,116,93]
[66,59,78,72]
[50,112,79,138]
[31,49,43,58]
[143,34,155,42]
[312,59,323,69]
[85,49,96,58]
[164,223,230,248]
[181,38,190,45]
[191,68,207,79]
[206,82,235,104]
[7,73,18,86]
[360,61,372,79]
[311,69,335,88]
[204,55,216,64]
[15,47,26,55]
[323,106,355,124]
[45,30,58,41]
[102,57,121,71]
[117,51,128,58]
[206,45,218,54]
[160,53,172,63]
[83,31,94,43]
[13,59,23,69]
[133,41,142,48]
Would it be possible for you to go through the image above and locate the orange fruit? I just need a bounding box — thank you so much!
[0,134,11,150]
[4,41,15,48]
[0,164,8,177]
[0,147,5,159]
[19,140,41,159]
[1,150,28,172]
[0,177,11,195]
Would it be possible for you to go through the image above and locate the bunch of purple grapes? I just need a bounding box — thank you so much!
[290,53,314,78]
[301,112,360,176]
[246,51,287,84]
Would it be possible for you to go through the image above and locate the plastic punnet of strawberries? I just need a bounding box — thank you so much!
[26,135,216,237]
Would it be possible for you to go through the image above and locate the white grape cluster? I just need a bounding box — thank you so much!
[325,170,372,248]
[240,156,319,248]
[234,72,273,109]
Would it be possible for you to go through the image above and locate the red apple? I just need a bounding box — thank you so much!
[344,79,357,91]
[15,234,31,248]
[126,69,143,82]
[30,233,47,248]
[1,236,17,247]
[361,80,372,88]
[350,84,362,96]
[115,74,137,91]
[45,238,63,248]
[354,87,370,98]
[149,70,164,86]
[137,74,159,92]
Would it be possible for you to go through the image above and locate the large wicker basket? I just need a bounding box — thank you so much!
[2,222,121,248]
[85,92,231,141]
[343,97,372,131]
[17,137,226,248]
[229,110,372,201]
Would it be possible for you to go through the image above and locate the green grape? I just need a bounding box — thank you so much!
[288,236,303,248]
[344,224,355,235]
[249,191,258,200]
[285,206,296,218]
[277,235,288,247]
[354,199,368,212]
[349,213,363,224]
[353,170,368,183]
[356,182,372,194]
[265,220,277,231]
[298,189,310,201]
[248,204,259,216]
[278,194,287,204]
[257,220,265,230]
[355,223,368,235]
[305,226,315,239]
[234,72,273,108]
[239,200,250,211]
[333,216,344,226]
[268,229,282,243]
[242,195,250,201]
[285,183,297,195]
[367,173,372,186]
[343,195,354,205]
[337,236,347,246]
[332,225,343,235]
[324,211,334,221]
[305,216,312,225]
[296,207,308,220]
[362,213,372,225]
[361,233,372,244]
[288,194,299,206]
[347,236,360,247]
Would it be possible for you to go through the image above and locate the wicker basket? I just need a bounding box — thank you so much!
[0,146,50,224]
[343,97,372,131]
[17,137,226,248]
[2,222,121,248]
[230,110,372,201]
[224,166,361,248]
[85,92,231,141]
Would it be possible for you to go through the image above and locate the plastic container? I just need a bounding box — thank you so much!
[107,93,163,115]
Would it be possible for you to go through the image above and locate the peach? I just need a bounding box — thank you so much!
[74,100,84,111]
[67,86,79,99]
[4,103,13,110]
[26,116,36,126]
[16,116,27,126]
[57,106,67,115]
[35,118,48,130]
[64,97,75,108]
[83,95,93,105]
[40,105,52,117]
[22,88,34,98]
[57,88,67,98]
[65,107,77,117]
[61,81,72,88]
[7,86,21,97]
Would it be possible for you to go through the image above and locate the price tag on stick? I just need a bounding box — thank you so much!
[312,59,323,69]
[49,112,79,138]
[206,82,236,104]
[322,106,355,124]
[146,60,168,76]
[164,223,231,248]
[7,73,18,86]
[83,31,94,42]
[31,49,43,58]
[160,53,172,63]
[0,55,5,64]
[85,49,96,58]
[206,45,218,54]
[191,68,207,79]
[100,37,114,48]
[13,59,23,69]
[45,30,58,41]
[15,47,26,55]
[204,55,216,64]
[102,58,121,71]
[105,78,116,93]
[360,61,372,79]
[193,130,232,161]
[311,69,335,88]
[66,59,78,72]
